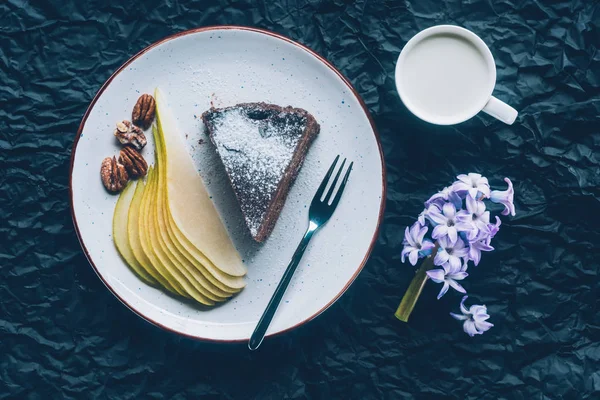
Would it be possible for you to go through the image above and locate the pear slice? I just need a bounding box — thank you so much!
[152,125,237,299]
[113,181,156,285]
[155,88,247,278]
[163,206,246,290]
[140,167,217,304]
[150,131,231,302]
[151,120,244,292]
[127,171,181,296]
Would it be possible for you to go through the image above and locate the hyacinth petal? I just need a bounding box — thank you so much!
[401,246,411,263]
[418,211,426,225]
[455,223,474,234]
[421,240,435,252]
[468,187,479,199]
[457,174,470,184]
[426,269,445,282]
[449,271,468,280]
[460,260,469,272]
[448,227,458,244]
[410,221,421,239]
[437,235,450,249]
[476,200,486,214]
[480,211,490,225]
[470,248,481,266]
[450,312,469,321]
[466,229,479,242]
[434,250,449,266]
[425,191,445,206]
[419,242,435,257]
[453,183,469,195]
[408,249,419,266]
[474,320,494,332]
[417,225,428,243]
[454,238,466,249]
[448,191,462,209]
[508,202,516,217]
[490,178,515,216]
[478,242,494,252]
[466,195,477,213]
[428,209,447,225]
[441,262,452,274]
[479,185,491,197]
[490,216,501,233]
[442,202,456,218]
[447,255,460,270]
[471,305,488,316]
[456,210,470,221]
[437,282,450,299]
[463,320,479,337]
[403,227,415,248]
[459,296,469,314]
[448,279,466,293]
[454,247,469,259]
[432,224,448,240]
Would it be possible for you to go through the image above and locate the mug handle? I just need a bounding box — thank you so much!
[482,96,518,125]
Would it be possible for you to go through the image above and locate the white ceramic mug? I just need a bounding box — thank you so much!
[395,25,518,125]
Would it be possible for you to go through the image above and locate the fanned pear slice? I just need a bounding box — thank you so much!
[155,88,247,278]
[146,167,218,305]
[165,213,246,290]
[152,125,236,299]
[165,213,245,291]
[113,181,156,285]
[127,172,180,296]
[141,167,222,303]
[151,121,243,293]
[155,119,246,290]
[137,168,189,298]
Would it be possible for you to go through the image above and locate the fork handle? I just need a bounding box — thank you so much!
[248,226,316,350]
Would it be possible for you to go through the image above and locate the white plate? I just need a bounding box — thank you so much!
[70,26,385,342]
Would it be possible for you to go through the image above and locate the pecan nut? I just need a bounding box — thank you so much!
[132,94,156,130]
[114,120,147,150]
[100,156,129,193]
[119,146,148,179]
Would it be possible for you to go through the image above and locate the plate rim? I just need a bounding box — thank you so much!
[69,25,387,343]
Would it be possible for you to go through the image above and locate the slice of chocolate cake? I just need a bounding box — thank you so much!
[202,103,320,242]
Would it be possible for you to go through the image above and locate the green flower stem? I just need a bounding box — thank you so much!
[395,245,439,322]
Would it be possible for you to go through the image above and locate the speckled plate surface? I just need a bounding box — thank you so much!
[70,26,385,342]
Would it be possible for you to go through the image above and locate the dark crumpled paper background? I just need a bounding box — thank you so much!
[1,0,599,398]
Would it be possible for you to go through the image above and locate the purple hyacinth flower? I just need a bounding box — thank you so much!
[426,186,462,209]
[417,203,440,226]
[453,173,491,200]
[485,216,502,245]
[426,262,468,299]
[468,238,494,266]
[434,235,469,270]
[490,178,515,216]
[457,195,490,240]
[429,202,473,244]
[450,296,494,336]
[401,222,435,266]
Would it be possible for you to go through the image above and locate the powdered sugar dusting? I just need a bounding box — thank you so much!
[208,106,307,237]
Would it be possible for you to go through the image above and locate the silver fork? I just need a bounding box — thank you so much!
[248,155,353,351]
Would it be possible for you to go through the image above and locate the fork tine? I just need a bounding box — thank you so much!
[324,158,346,203]
[329,161,353,208]
[313,155,339,202]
